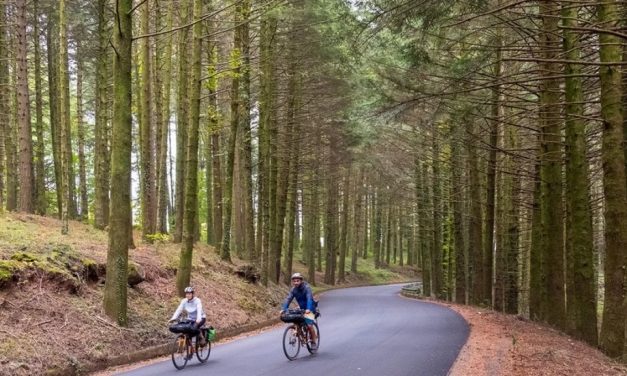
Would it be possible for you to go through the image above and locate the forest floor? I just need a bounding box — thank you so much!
[441,301,627,376]
[0,213,417,376]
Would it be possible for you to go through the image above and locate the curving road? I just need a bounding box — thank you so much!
[117,284,469,376]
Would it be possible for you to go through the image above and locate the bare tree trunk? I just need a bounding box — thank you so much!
[539,1,565,329]
[468,122,483,304]
[94,0,110,229]
[431,129,443,298]
[338,165,350,283]
[103,0,132,327]
[15,0,33,213]
[240,0,254,260]
[173,0,190,243]
[561,2,597,345]
[33,0,46,215]
[46,11,62,216]
[0,3,8,212]
[324,149,338,285]
[140,1,156,239]
[59,0,70,233]
[76,40,88,219]
[451,123,466,304]
[597,0,627,358]
[177,0,203,295]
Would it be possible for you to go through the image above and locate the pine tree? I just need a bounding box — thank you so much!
[103,0,133,326]
[15,0,34,213]
[177,0,203,294]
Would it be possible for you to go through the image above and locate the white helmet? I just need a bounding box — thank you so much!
[184,286,194,293]
[291,272,303,280]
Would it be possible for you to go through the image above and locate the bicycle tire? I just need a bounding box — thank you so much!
[306,322,320,354]
[171,335,189,370]
[196,336,211,363]
[282,325,301,360]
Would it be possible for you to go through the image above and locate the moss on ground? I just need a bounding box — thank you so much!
[0,259,20,284]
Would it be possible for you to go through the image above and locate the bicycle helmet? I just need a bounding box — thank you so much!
[184,286,194,293]
[291,272,303,280]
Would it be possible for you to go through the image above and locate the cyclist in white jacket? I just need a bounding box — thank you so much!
[169,286,207,343]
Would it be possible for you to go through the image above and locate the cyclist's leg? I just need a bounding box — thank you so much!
[303,311,317,343]
[307,324,317,343]
[197,318,207,344]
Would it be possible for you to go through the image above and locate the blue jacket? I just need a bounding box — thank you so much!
[282,282,314,311]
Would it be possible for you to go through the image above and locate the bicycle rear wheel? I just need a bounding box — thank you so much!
[171,335,189,370]
[306,322,320,354]
[196,336,211,363]
[282,325,301,360]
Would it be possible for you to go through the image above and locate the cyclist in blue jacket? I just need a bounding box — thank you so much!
[280,272,318,346]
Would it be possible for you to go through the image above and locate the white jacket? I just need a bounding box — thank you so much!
[170,297,206,322]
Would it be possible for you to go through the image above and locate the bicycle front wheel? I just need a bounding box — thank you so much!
[196,336,211,363]
[282,325,301,360]
[171,335,189,370]
[306,322,320,354]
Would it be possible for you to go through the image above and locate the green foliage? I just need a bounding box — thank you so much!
[144,232,170,243]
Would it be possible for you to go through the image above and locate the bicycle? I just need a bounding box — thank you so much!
[280,309,320,361]
[168,320,212,370]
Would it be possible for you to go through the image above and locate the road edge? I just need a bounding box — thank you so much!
[399,288,471,376]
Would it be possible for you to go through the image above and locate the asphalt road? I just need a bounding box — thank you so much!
[117,284,469,376]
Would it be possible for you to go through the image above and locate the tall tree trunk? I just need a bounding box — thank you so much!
[283,129,299,285]
[259,13,278,283]
[240,0,255,261]
[539,1,565,329]
[76,41,88,219]
[173,0,190,243]
[156,1,174,234]
[451,123,466,304]
[432,129,443,298]
[6,51,17,212]
[33,0,46,215]
[374,186,382,270]
[484,44,501,306]
[204,42,218,246]
[338,166,350,283]
[324,136,339,285]
[59,0,71,233]
[220,1,244,263]
[468,122,483,305]
[352,168,364,273]
[46,11,62,217]
[212,131,223,248]
[304,166,316,285]
[505,128,520,314]
[177,0,203,295]
[417,160,431,296]
[561,2,597,346]
[15,0,33,213]
[104,0,132,326]
[271,48,297,282]
[204,129,214,244]
[597,0,627,358]
[0,2,7,212]
[94,0,110,229]
[529,149,543,320]
[140,1,156,238]
[153,1,175,234]
[282,40,300,282]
